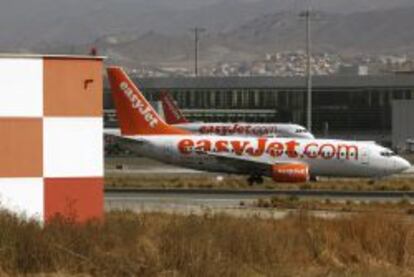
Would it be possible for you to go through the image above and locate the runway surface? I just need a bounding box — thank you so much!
[106,187,414,200]
[105,188,414,218]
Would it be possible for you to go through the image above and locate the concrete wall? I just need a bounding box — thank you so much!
[392,100,414,150]
[0,55,104,222]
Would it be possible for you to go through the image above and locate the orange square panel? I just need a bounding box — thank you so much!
[43,59,103,117]
[44,177,104,223]
[0,118,42,177]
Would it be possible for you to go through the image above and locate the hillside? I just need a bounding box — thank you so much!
[223,6,414,54]
[94,5,414,67]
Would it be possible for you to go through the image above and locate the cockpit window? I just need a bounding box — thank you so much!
[295,129,308,133]
[380,151,397,157]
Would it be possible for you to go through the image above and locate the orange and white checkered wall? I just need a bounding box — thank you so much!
[0,57,104,222]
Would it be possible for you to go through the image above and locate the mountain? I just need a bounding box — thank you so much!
[223,6,414,55]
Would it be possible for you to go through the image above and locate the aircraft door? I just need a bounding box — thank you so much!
[360,147,370,165]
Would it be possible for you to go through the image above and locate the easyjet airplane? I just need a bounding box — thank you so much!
[159,91,314,139]
[107,66,411,185]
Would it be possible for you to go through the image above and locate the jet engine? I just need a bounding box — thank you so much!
[271,164,310,183]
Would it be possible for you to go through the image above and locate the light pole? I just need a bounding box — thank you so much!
[300,5,313,132]
[306,7,312,132]
[190,27,205,77]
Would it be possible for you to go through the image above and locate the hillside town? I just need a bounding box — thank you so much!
[128,51,414,78]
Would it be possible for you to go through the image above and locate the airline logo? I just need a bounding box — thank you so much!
[178,138,359,160]
[272,164,309,182]
[119,82,158,128]
[278,168,307,175]
[199,124,277,136]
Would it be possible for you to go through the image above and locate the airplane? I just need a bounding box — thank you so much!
[107,66,411,185]
[159,90,315,139]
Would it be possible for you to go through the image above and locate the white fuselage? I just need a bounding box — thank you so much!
[173,123,314,139]
[120,135,410,178]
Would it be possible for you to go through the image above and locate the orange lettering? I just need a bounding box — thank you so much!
[195,140,211,153]
[200,126,215,134]
[319,144,336,159]
[285,140,299,158]
[231,140,250,155]
[199,126,207,134]
[216,140,229,152]
[235,126,244,134]
[245,126,252,135]
[178,139,194,155]
[228,124,238,135]
[266,142,284,157]
[246,138,267,157]
[337,145,359,160]
[304,143,318,159]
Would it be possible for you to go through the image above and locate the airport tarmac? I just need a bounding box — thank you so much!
[106,168,204,175]
[105,157,206,175]
[105,157,414,217]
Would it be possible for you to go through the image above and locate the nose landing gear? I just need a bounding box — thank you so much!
[247,174,264,186]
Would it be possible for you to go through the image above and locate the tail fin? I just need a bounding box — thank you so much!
[159,91,189,124]
[107,67,190,136]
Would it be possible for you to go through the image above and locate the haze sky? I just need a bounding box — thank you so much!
[0,0,412,50]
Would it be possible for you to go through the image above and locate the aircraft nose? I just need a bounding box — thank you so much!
[302,133,315,139]
[394,157,411,173]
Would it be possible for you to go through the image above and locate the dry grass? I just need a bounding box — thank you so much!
[0,210,414,276]
[254,195,414,214]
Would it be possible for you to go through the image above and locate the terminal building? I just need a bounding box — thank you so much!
[104,74,414,147]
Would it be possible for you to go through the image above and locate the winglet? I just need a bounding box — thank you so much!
[107,66,190,135]
[159,91,189,124]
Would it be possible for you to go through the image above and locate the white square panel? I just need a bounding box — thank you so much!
[0,58,43,117]
[44,117,103,178]
[0,178,44,220]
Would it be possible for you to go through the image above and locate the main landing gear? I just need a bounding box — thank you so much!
[247,174,264,186]
[310,176,319,182]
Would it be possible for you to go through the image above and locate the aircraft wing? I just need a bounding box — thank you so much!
[205,152,308,176]
[104,128,146,145]
[104,128,121,138]
[204,152,268,176]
